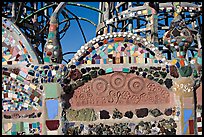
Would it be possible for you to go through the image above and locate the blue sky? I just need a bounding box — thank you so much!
[60,2,99,64]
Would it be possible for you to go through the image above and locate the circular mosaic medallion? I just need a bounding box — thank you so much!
[128,77,145,94]
[110,73,126,89]
[92,78,108,94]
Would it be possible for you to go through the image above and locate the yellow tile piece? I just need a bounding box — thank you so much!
[108,59,113,62]
[7,123,13,130]
[116,57,120,64]
[123,57,126,64]
[171,59,177,65]
[116,53,120,58]
[130,51,134,56]
[30,84,37,90]
[12,61,18,65]
[132,52,139,57]
[108,44,113,49]
[2,62,7,65]
[108,51,114,54]
[136,58,139,63]
[3,55,12,61]
[142,10,147,15]
[87,60,91,64]
[2,37,5,42]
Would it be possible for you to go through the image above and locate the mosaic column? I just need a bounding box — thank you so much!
[42,83,63,135]
[43,2,67,64]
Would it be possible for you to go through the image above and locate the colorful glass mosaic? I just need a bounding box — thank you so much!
[69,32,167,66]
[81,40,159,65]
[2,18,40,65]
[2,122,42,135]
[1,2,202,136]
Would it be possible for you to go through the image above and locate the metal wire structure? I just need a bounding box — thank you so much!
[2,2,102,64]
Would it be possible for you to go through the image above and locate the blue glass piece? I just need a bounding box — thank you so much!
[183,109,192,134]
[48,77,51,82]
[166,68,169,73]
[78,56,84,61]
[55,66,59,70]
[57,79,61,82]
[175,62,180,68]
[35,73,39,77]
[46,100,59,119]
[103,59,106,64]
[98,42,104,46]
[96,59,100,64]
[108,39,114,43]
[179,42,184,46]
[2,58,6,62]
[75,61,80,66]
[34,66,39,70]
[91,46,95,50]
[86,51,90,55]
[171,39,176,43]
[43,65,49,69]
[128,39,133,43]
[63,67,67,71]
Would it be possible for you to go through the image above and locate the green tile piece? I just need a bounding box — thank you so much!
[24,122,29,128]
[108,49,113,53]
[11,132,17,135]
[7,130,11,135]
[41,71,46,77]
[2,127,5,134]
[123,68,130,73]
[197,57,202,65]
[44,57,50,63]
[34,91,38,96]
[37,122,40,127]
[114,43,119,50]
[16,75,24,82]
[100,52,105,57]
[106,68,113,74]
[43,83,60,99]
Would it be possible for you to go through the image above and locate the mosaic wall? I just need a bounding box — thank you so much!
[64,118,178,135]
[2,68,42,112]
[2,122,42,135]
[1,2,202,135]
[2,63,68,112]
[2,18,40,65]
[81,39,159,65]
[69,32,166,66]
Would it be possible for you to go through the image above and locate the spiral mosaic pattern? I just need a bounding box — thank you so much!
[92,78,108,94]
[110,73,126,89]
[128,77,145,94]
